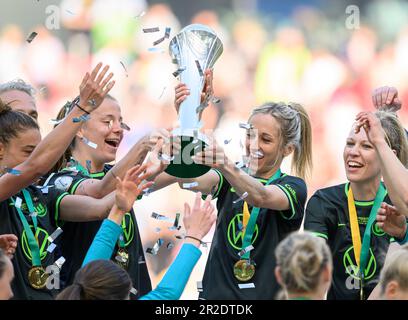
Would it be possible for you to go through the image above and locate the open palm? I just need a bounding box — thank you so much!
[115,165,154,213]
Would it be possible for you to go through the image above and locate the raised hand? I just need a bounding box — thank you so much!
[354,111,386,145]
[183,192,216,241]
[78,62,115,113]
[0,234,18,258]
[372,86,401,112]
[376,202,407,239]
[115,165,154,213]
[192,136,229,170]
[174,69,214,114]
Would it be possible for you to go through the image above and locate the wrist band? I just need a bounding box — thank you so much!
[74,101,91,114]
[185,235,205,246]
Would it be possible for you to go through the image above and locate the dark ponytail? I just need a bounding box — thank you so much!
[56,260,132,300]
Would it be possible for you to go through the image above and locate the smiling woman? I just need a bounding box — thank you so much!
[304,111,408,300]
[43,92,160,299]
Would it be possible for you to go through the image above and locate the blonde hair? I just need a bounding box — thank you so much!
[375,111,408,167]
[380,244,408,295]
[275,232,332,293]
[250,102,313,179]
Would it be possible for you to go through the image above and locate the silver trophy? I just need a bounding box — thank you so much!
[166,24,223,178]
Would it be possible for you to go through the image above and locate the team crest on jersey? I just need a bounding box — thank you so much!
[54,176,73,192]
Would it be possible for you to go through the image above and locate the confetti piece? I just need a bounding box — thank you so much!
[50,118,64,125]
[148,47,163,53]
[164,27,171,39]
[143,27,160,33]
[73,114,90,123]
[135,11,145,18]
[192,130,199,144]
[168,213,181,230]
[29,212,37,218]
[54,257,66,269]
[146,238,164,255]
[197,281,203,292]
[138,256,146,264]
[86,160,92,172]
[154,227,161,233]
[172,67,186,78]
[120,122,131,131]
[130,288,138,295]
[26,32,38,43]
[48,227,63,243]
[40,185,52,194]
[82,137,98,149]
[239,123,253,130]
[151,212,172,221]
[195,60,204,77]
[88,99,96,107]
[238,245,254,257]
[224,138,232,145]
[158,87,166,99]
[120,61,128,77]
[3,167,21,176]
[183,182,198,189]
[15,197,22,209]
[238,283,255,289]
[47,243,57,253]
[153,36,165,46]
[212,97,221,104]
[142,188,153,196]
[233,192,248,204]
[65,9,75,15]
[167,242,174,250]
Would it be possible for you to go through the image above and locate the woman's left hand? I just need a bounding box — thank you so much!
[115,165,154,213]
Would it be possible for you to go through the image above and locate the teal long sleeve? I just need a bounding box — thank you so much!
[140,243,202,300]
[82,219,122,267]
[83,219,202,300]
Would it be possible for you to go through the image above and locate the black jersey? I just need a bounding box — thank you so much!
[0,185,68,299]
[199,170,307,300]
[47,163,152,298]
[304,183,394,300]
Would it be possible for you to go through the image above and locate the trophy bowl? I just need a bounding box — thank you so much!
[165,24,223,178]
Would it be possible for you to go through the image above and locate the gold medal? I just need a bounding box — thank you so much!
[233,259,255,282]
[28,266,48,290]
[115,248,129,269]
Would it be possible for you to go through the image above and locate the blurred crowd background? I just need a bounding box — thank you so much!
[2,0,408,299]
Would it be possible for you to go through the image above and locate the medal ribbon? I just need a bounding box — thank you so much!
[13,189,42,267]
[240,169,281,260]
[347,183,386,293]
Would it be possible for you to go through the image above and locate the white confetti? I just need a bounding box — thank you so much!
[54,257,66,269]
[238,245,254,257]
[82,137,98,149]
[238,283,255,289]
[182,182,198,189]
[48,227,63,243]
[239,123,253,130]
[197,281,203,292]
[47,243,57,253]
[233,192,249,204]
[15,197,22,209]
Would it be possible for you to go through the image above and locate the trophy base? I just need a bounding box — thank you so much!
[165,135,211,178]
